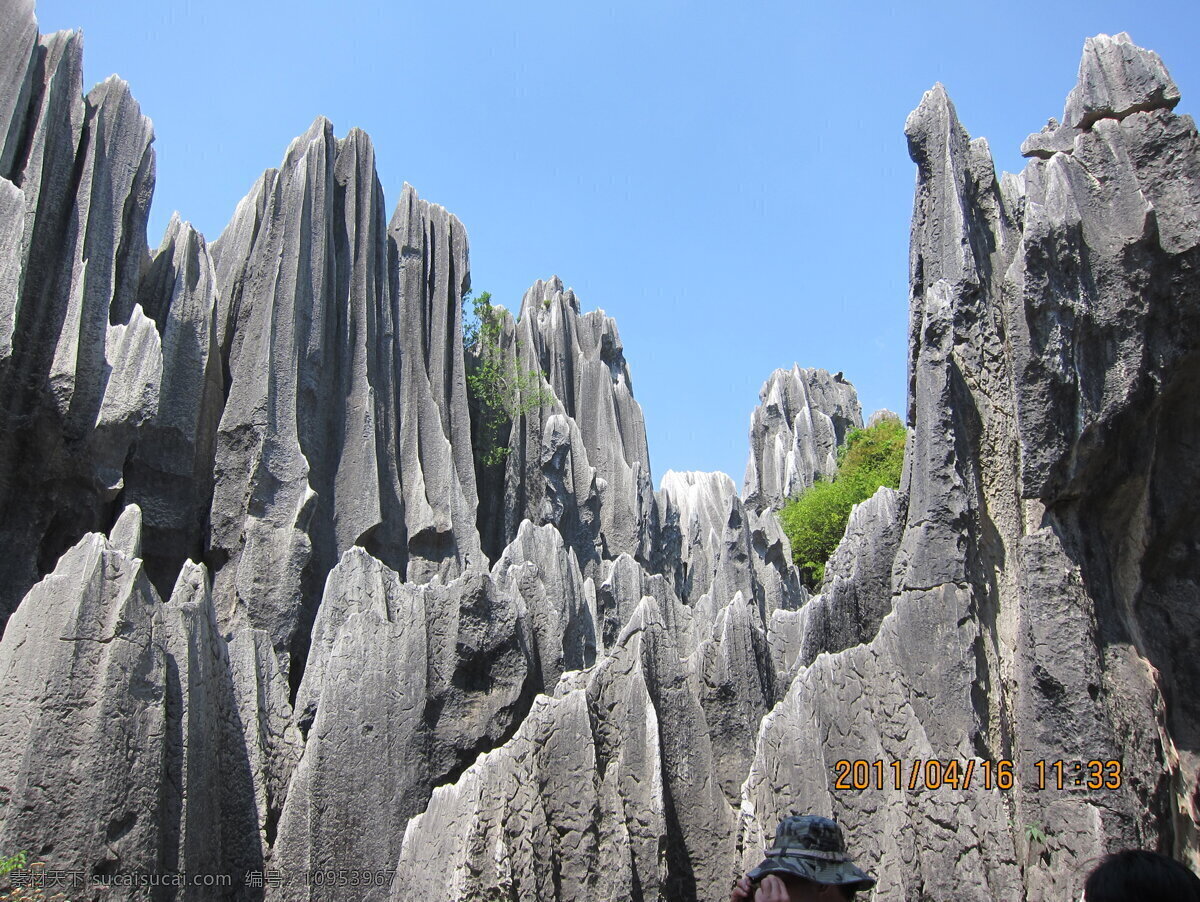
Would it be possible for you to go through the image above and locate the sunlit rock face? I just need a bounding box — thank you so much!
[0,10,1196,901]
[742,364,862,514]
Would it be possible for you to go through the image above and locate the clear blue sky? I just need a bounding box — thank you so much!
[37,1,1200,488]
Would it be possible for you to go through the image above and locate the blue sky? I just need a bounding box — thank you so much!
[37,1,1200,488]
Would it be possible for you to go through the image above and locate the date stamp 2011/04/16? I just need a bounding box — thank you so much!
[832,758,1122,792]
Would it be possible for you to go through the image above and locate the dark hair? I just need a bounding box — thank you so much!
[1084,850,1200,902]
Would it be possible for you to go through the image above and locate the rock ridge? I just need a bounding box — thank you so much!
[0,14,1196,902]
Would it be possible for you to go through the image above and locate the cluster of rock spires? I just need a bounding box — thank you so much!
[0,4,1195,898]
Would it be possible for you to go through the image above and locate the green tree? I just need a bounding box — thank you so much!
[463,291,553,467]
[779,416,906,587]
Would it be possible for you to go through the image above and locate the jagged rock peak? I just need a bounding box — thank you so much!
[744,32,1200,901]
[1022,34,1182,159]
[1064,32,1181,130]
[0,23,157,624]
[206,116,482,688]
[492,275,658,569]
[741,364,862,512]
[518,274,581,317]
[866,408,902,428]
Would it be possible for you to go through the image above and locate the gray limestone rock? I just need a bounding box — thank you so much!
[389,182,482,582]
[1020,118,1079,159]
[742,35,1200,900]
[792,486,906,669]
[0,0,37,177]
[495,278,658,569]
[125,215,225,595]
[392,689,652,902]
[1063,32,1181,130]
[156,561,264,897]
[0,13,1197,901]
[393,595,736,902]
[208,124,483,688]
[227,626,303,855]
[866,408,902,428]
[491,519,598,690]
[0,54,155,624]
[0,179,23,358]
[660,470,804,628]
[274,548,531,900]
[209,119,376,676]
[742,365,862,513]
[90,302,162,494]
[0,508,167,885]
[660,469,739,605]
[595,550,696,654]
[687,591,774,806]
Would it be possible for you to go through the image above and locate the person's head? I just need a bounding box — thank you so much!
[753,872,856,900]
[747,815,875,901]
[1083,849,1200,902]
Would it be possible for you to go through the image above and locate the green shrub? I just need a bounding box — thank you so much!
[463,291,553,467]
[779,416,906,587]
[0,852,26,877]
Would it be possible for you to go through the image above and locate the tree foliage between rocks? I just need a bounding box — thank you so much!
[779,417,906,587]
[463,291,553,467]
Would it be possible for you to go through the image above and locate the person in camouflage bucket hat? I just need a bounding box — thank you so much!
[730,815,876,901]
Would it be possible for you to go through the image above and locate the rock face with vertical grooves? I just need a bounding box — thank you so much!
[157,560,265,897]
[0,507,167,883]
[0,27,156,624]
[742,32,1200,902]
[742,364,863,513]
[273,549,531,901]
[207,122,483,683]
[127,215,225,595]
[0,11,1197,902]
[490,277,658,571]
[790,485,906,671]
[393,597,737,902]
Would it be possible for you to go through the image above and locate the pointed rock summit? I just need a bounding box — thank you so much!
[0,15,1195,902]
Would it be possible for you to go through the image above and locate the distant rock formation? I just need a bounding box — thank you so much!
[0,8,1196,901]
[742,364,862,513]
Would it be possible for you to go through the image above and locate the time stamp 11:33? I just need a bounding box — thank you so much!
[832,759,1123,792]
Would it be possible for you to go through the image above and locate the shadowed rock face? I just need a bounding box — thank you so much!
[742,31,1200,902]
[0,13,156,624]
[0,12,1196,902]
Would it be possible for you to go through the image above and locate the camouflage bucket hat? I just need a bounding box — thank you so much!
[747,815,876,892]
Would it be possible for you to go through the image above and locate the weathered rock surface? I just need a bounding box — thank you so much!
[0,507,263,899]
[0,26,156,624]
[489,277,658,570]
[660,470,805,623]
[393,597,736,902]
[1063,31,1180,130]
[274,548,531,901]
[126,215,225,595]
[157,560,264,897]
[0,0,38,177]
[491,520,598,689]
[0,11,1197,902]
[790,485,906,671]
[741,33,1200,902]
[0,508,167,883]
[742,365,862,513]
[208,123,483,685]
